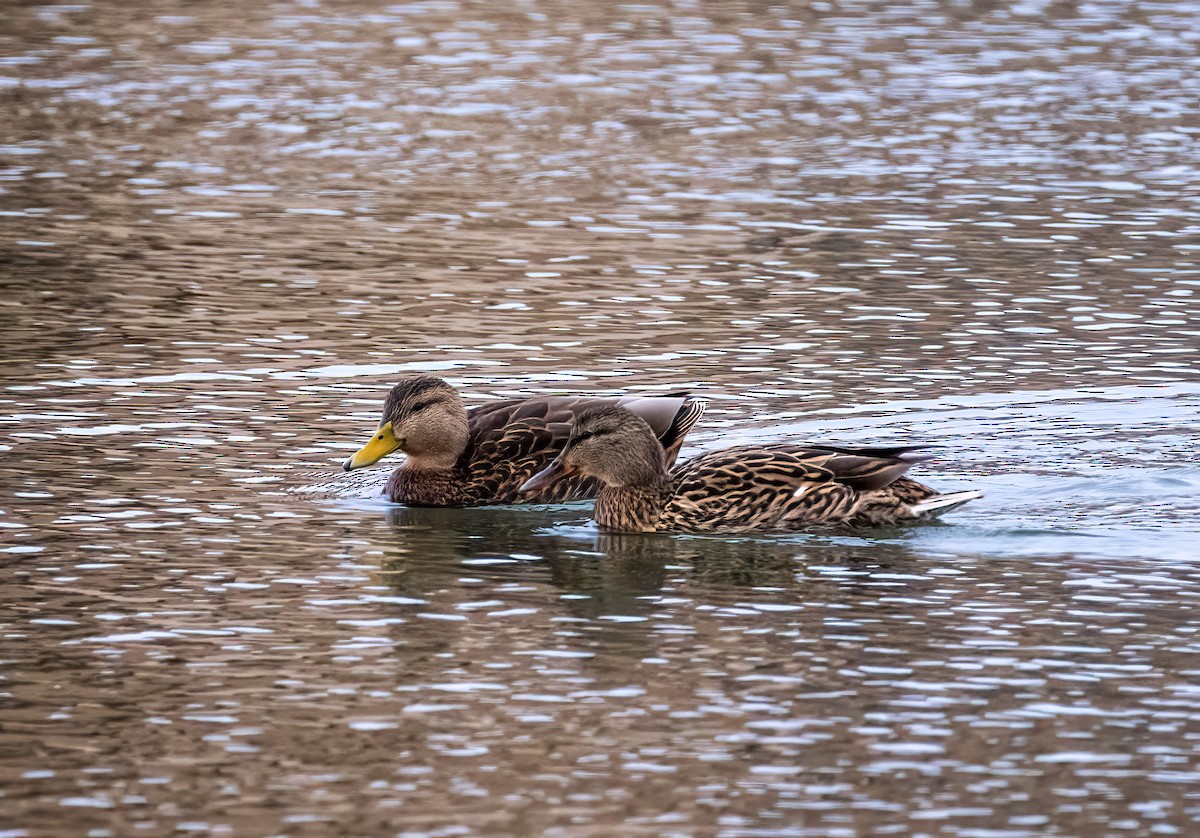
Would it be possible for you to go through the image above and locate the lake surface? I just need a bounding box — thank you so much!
[2,0,1199,835]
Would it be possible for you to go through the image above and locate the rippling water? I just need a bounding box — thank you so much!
[3,0,1199,835]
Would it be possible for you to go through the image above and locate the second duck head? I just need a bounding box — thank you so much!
[519,405,668,494]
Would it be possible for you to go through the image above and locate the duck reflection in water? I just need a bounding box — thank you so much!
[377,503,922,609]
[370,505,945,675]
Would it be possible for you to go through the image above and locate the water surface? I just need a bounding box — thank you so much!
[2,0,1199,835]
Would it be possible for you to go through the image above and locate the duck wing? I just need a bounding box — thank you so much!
[462,393,705,502]
[664,444,925,531]
[791,443,930,491]
[463,414,599,503]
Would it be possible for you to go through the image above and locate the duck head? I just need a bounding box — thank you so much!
[519,405,668,495]
[343,376,469,472]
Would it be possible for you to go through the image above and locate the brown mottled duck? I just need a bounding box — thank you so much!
[343,376,706,506]
[519,405,981,533]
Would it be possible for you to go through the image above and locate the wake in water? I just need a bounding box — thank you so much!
[288,466,388,499]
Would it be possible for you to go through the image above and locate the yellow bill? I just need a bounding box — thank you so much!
[343,421,402,471]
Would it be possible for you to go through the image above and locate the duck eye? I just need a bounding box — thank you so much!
[410,401,432,413]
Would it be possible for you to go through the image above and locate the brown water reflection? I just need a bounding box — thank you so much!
[3,0,1200,835]
[5,504,1200,835]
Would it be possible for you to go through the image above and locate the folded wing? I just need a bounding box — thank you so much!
[665,443,932,530]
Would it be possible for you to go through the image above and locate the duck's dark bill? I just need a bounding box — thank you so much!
[519,459,572,495]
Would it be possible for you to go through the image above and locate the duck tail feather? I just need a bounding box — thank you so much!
[896,448,937,464]
[910,490,982,517]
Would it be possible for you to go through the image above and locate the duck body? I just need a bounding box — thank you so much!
[520,406,980,533]
[598,443,972,533]
[344,377,706,507]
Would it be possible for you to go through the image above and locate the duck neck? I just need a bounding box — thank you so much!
[386,460,463,505]
[403,451,463,472]
[593,478,673,533]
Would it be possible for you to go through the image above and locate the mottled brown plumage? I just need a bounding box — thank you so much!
[520,406,981,533]
[343,376,706,507]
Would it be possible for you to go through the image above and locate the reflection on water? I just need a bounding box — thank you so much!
[3,0,1200,834]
